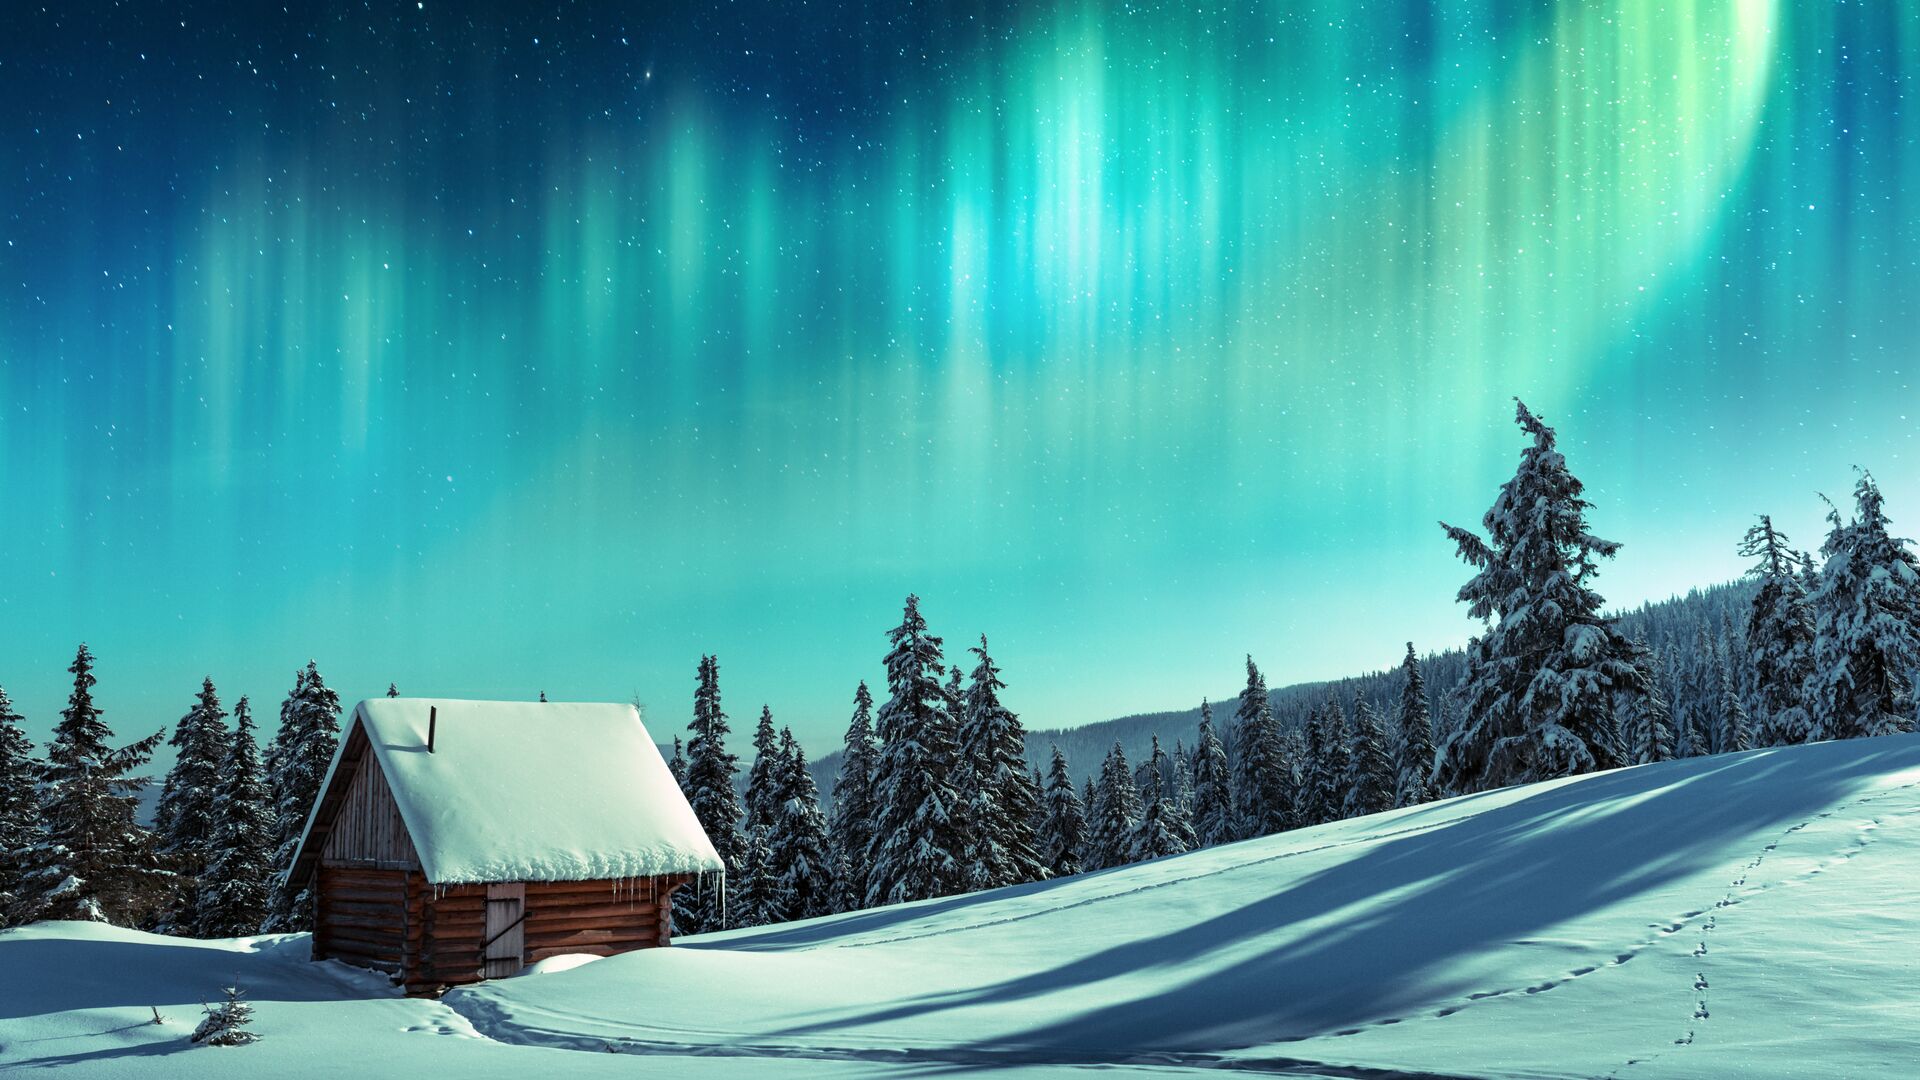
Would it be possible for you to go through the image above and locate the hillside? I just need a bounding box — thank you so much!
[8,730,1919,1077]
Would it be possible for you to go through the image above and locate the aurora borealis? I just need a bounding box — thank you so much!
[2,1,1916,746]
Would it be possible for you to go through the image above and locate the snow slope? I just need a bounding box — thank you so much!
[8,735,1920,1078]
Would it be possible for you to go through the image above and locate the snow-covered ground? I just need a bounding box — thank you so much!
[8,735,1920,1078]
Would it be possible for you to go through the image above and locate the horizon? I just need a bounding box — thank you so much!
[4,1,1914,754]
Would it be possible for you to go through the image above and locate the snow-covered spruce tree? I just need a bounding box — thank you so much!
[1717,656,1753,754]
[667,736,688,791]
[1395,645,1436,807]
[1130,737,1196,861]
[1628,636,1678,765]
[263,662,340,932]
[1680,625,1718,757]
[1085,742,1141,871]
[1808,473,1920,742]
[955,636,1046,892]
[1434,400,1645,795]
[157,677,231,935]
[866,595,967,906]
[385,682,398,699]
[770,728,834,922]
[1316,693,1352,821]
[0,685,54,928]
[680,654,744,933]
[191,984,259,1046]
[39,644,166,925]
[1172,740,1195,818]
[828,681,878,912]
[1029,765,1048,844]
[197,696,275,937]
[1189,700,1235,846]
[1038,746,1087,877]
[743,705,781,836]
[1294,704,1330,827]
[1798,549,1823,603]
[1230,657,1292,839]
[1344,690,1395,819]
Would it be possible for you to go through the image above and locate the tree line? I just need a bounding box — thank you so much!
[0,655,346,932]
[4,400,1916,937]
[670,399,1920,930]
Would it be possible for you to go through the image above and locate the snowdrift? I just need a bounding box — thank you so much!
[7,735,1920,1078]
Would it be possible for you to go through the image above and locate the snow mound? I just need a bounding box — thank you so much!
[519,953,604,977]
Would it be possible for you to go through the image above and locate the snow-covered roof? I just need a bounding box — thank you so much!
[290,698,723,886]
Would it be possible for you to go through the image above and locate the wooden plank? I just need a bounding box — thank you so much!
[324,898,406,917]
[525,929,658,952]
[324,943,402,968]
[324,869,408,884]
[527,943,627,963]
[319,914,406,935]
[321,923,403,947]
[524,902,659,923]
[320,750,420,869]
[524,915,657,938]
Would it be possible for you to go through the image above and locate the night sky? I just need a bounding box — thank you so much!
[2,1,1915,750]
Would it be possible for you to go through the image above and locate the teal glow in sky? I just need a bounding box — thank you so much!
[2,1,1916,749]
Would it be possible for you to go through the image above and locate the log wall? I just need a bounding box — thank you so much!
[391,874,693,995]
[313,866,409,975]
[320,752,418,868]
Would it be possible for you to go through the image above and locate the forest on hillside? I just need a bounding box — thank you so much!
[4,403,1916,943]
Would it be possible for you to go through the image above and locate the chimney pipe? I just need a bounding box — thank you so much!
[428,706,437,754]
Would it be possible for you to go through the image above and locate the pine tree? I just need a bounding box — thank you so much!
[1038,746,1086,877]
[263,662,341,932]
[744,703,783,826]
[1188,700,1235,846]
[0,686,54,928]
[828,682,878,912]
[744,706,782,836]
[1086,742,1141,871]
[386,683,399,699]
[954,636,1046,891]
[1130,736,1196,861]
[1395,645,1436,807]
[866,595,967,906]
[197,697,275,937]
[191,985,259,1046]
[1317,693,1352,820]
[769,729,833,922]
[157,677,231,935]
[667,736,689,791]
[1171,740,1195,818]
[1681,625,1718,756]
[1628,637,1678,765]
[38,644,165,925]
[732,826,786,929]
[1435,400,1645,794]
[1808,473,1920,741]
[1230,657,1293,839]
[1718,657,1752,754]
[1798,549,1823,600]
[1345,690,1395,818]
[1029,765,1049,843]
[1294,705,1330,827]
[681,654,744,933]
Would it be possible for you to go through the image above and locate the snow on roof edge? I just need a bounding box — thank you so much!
[288,698,724,889]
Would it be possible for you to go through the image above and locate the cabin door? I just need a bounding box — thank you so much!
[483,883,526,978]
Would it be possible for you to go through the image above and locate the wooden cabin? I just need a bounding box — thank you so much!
[284,698,724,995]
